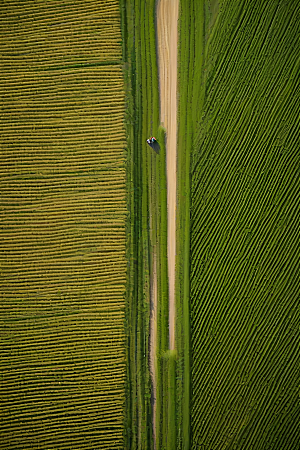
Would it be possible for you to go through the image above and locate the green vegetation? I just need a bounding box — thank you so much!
[156,125,170,450]
[176,1,205,447]
[167,350,177,450]
[157,126,169,359]
[1,1,126,448]
[178,0,300,449]
[120,1,169,448]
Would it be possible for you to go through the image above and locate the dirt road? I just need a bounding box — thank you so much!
[157,0,178,351]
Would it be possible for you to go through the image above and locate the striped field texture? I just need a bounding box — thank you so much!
[191,1,299,449]
[1,1,126,448]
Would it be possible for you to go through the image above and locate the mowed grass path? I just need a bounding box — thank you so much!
[189,1,299,449]
[1,1,126,448]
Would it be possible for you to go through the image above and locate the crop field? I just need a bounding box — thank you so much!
[178,0,299,449]
[1,1,127,448]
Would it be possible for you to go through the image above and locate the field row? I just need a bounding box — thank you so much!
[2,88,125,99]
[1,250,126,260]
[2,326,125,336]
[2,347,126,360]
[1,70,125,91]
[1,227,125,237]
[0,159,125,171]
[1,43,121,54]
[1,148,124,156]
[1,73,125,86]
[1,190,125,200]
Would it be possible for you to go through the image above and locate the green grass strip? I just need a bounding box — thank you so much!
[167,350,177,450]
[122,0,162,446]
[177,1,207,448]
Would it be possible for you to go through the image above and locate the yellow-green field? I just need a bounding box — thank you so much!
[1,1,126,448]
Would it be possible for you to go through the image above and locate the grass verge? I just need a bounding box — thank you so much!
[121,0,166,447]
[177,1,206,448]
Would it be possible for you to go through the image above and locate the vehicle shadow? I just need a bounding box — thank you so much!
[147,140,160,154]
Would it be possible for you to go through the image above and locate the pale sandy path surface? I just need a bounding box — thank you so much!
[157,0,178,351]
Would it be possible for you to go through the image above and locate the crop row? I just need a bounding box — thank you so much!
[2,81,125,91]
[0,9,120,31]
[1,72,125,85]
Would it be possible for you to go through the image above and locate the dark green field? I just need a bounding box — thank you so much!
[177,0,299,449]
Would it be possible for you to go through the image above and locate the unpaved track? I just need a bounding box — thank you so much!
[157,0,178,351]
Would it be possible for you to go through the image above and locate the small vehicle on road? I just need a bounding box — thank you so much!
[147,137,157,145]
